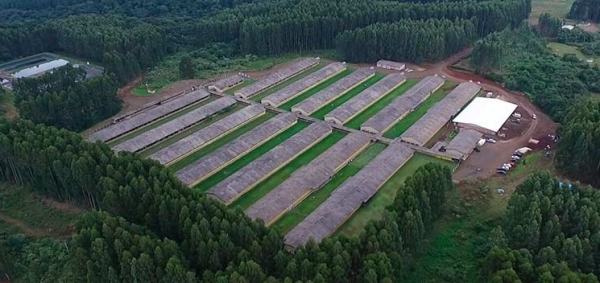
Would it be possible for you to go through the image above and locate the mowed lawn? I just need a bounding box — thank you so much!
[225,80,255,95]
[168,112,276,172]
[344,79,420,129]
[279,69,354,111]
[384,81,458,138]
[107,95,219,146]
[336,153,456,236]
[273,142,387,234]
[311,73,386,120]
[250,63,324,102]
[230,131,347,210]
[195,122,310,191]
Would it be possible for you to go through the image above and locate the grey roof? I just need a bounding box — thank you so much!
[176,113,298,186]
[148,104,266,165]
[445,129,483,159]
[113,97,236,153]
[207,123,333,205]
[234,58,319,99]
[89,89,210,142]
[291,68,375,116]
[324,73,406,124]
[245,132,372,226]
[261,62,346,107]
[285,141,414,248]
[401,82,481,146]
[361,75,445,134]
[377,60,406,70]
[210,74,246,91]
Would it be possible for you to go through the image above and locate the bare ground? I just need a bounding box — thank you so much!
[0,213,73,238]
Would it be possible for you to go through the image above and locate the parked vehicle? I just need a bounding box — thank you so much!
[497,170,508,175]
[487,138,497,143]
[514,151,524,158]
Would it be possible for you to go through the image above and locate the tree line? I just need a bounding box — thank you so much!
[569,0,600,22]
[0,117,454,281]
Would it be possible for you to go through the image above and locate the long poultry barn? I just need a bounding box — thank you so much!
[245,131,372,226]
[324,73,406,125]
[207,123,333,205]
[234,58,319,99]
[208,74,247,92]
[89,89,210,142]
[148,104,266,166]
[113,97,237,153]
[284,141,414,249]
[261,62,347,107]
[291,68,375,116]
[400,81,481,147]
[361,75,445,134]
[176,112,298,187]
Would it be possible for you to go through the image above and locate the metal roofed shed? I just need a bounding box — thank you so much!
[285,141,414,248]
[113,97,236,153]
[207,123,333,205]
[452,97,518,135]
[324,73,406,125]
[444,129,483,160]
[148,104,266,165]
[208,74,247,92]
[261,62,347,107]
[234,58,319,99]
[291,68,375,116]
[245,132,372,226]
[400,82,481,147]
[176,113,297,187]
[89,89,211,142]
[361,75,445,134]
[377,60,406,71]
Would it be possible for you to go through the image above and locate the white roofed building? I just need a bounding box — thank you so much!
[452,97,517,135]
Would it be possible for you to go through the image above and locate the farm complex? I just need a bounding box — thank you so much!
[87,57,530,249]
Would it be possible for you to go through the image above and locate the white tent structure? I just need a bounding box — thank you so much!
[452,97,517,135]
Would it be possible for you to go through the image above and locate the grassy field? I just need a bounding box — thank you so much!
[230,131,347,210]
[195,122,310,191]
[168,112,276,172]
[273,142,387,234]
[107,95,219,146]
[384,81,458,138]
[337,153,456,236]
[0,90,17,119]
[249,63,324,102]
[530,0,575,23]
[139,104,246,156]
[225,80,255,95]
[279,69,354,111]
[311,73,386,119]
[344,79,420,129]
[547,42,599,66]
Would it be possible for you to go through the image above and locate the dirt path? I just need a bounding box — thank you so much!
[0,214,54,237]
[41,198,87,214]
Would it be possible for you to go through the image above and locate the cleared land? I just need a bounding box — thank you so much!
[530,0,574,23]
[281,68,355,111]
[272,142,386,234]
[547,42,599,67]
[384,81,458,138]
[344,78,420,128]
[337,153,455,236]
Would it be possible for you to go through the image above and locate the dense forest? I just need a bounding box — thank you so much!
[0,118,454,281]
[569,0,600,22]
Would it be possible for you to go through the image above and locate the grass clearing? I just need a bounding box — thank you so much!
[530,0,575,23]
[140,104,246,156]
[249,63,324,102]
[273,142,387,234]
[168,112,276,172]
[107,95,219,146]
[225,80,255,95]
[337,153,456,236]
[279,69,354,111]
[383,81,458,138]
[344,79,420,129]
[0,90,18,119]
[547,42,600,66]
[311,73,386,119]
[195,121,310,191]
[230,131,347,210]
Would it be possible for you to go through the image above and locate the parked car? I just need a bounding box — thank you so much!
[532,114,537,119]
[514,151,524,158]
[497,170,508,175]
[511,155,521,160]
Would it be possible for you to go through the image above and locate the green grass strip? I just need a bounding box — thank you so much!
[195,122,310,191]
[272,142,387,234]
[337,153,455,236]
[279,69,353,111]
[140,104,246,157]
[310,73,386,120]
[168,112,276,172]
[344,79,420,129]
[250,63,323,102]
[383,81,458,138]
[230,131,347,210]
[225,80,255,95]
[107,95,219,146]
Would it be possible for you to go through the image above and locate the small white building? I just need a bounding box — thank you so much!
[377,60,406,71]
[562,25,575,30]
